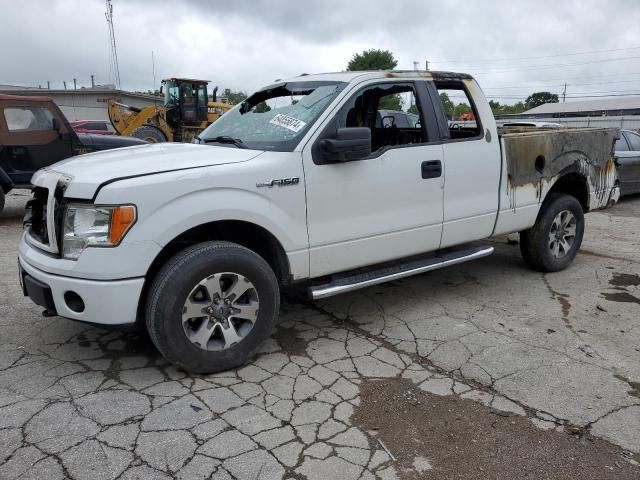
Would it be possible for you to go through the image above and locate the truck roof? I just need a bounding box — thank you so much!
[281,70,473,84]
[0,93,55,103]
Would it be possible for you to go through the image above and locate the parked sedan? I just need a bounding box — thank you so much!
[615,129,640,196]
[70,120,117,135]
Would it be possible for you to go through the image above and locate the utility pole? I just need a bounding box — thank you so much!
[105,0,121,89]
[562,83,567,103]
[91,75,95,88]
[63,81,67,90]
[425,60,430,71]
[73,78,77,90]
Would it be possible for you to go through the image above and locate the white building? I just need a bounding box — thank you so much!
[0,85,160,122]
[497,96,640,130]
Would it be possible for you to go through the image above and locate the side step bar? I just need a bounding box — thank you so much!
[308,245,494,300]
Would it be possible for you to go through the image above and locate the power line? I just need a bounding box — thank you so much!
[481,78,640,90]
[431,46,640,64]
[466,56,640,74]
[474,71,640,84]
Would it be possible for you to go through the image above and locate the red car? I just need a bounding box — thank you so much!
[70,120,117,135]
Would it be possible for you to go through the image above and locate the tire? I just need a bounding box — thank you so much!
[0,189,4,215]
[131,125,167,143]
[145,241,279,373]
[519,193,584,272]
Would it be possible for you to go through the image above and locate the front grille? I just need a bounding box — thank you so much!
[24,181,67,254]
[24,187,49,245]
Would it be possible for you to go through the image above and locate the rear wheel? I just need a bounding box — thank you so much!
[131,125,167,143]
[519,193,584,272]
[0,189,4,215]
[146,241,279,373]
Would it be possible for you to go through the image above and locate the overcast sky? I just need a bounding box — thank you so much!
[2,0,640,104]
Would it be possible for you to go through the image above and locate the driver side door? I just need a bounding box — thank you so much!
[302,80,445,277]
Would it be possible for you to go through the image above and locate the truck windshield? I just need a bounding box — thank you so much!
[198,81,346,151]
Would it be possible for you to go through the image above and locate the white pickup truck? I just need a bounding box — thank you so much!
[18,70,619,373]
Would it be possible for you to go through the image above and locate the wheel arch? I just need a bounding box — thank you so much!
[137,219,291,324]
[544,169,590,212]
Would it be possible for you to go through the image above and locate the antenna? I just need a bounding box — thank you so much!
[152,50,158,108]
[105,0,121,89]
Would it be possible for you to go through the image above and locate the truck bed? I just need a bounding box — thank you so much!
[498,126,619,210]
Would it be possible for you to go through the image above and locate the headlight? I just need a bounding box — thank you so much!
[62,205,136,260]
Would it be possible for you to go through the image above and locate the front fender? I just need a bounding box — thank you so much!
[94,161,309,278]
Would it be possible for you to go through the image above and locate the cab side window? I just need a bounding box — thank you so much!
[338,83,426,153]
[435,81,482,140]
[3,107,54,131]
[616,136,630,152]
[625,131,640,151]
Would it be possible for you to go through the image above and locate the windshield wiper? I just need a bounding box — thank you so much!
[198,135,248,149]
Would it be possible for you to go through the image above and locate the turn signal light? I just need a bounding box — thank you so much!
[109,205,137,245]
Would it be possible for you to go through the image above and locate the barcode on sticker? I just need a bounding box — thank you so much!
[269,113,307,133]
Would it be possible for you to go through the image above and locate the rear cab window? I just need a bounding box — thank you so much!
[433,81,483,141]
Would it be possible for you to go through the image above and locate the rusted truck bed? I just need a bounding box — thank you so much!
[498,127,619,210]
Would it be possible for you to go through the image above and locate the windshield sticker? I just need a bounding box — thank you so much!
[269,113,307,133]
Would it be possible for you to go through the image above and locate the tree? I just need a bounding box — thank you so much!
[224,90,247,105]
[439,92,455,119]
[525,92,559,110]
[453,103,472,119]
[253,101,271,113]
[407,104,419,115]
[379,94,402,111]
[489,100,528,116]
[347,49,398,71]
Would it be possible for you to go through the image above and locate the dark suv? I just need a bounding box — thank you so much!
[0,94,146,213]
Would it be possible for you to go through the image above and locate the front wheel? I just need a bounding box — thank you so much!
[519,193,585,272]
[146,241,279,373]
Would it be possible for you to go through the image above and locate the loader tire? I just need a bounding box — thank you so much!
[131,125,167,143]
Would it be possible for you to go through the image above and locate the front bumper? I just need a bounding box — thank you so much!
[19,256,144,326]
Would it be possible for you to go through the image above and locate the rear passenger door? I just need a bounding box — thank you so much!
[430,80,501,248]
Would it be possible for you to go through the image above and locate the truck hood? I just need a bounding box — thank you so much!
[48,143,264,199]
[77,132,148,150]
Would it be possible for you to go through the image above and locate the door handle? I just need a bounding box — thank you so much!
[421,160,442,179]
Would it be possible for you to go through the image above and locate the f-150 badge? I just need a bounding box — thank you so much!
[256,177,300,188]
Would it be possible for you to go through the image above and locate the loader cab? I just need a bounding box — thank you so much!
[162,78,209,126]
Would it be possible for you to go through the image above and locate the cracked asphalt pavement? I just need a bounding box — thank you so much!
[1,190,639,479]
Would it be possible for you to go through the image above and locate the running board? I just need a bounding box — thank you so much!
[308,245,494,300]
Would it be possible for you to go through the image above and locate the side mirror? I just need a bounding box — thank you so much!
[319,127,371,163]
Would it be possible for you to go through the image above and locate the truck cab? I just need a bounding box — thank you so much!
[0,94,146,213]
[18,71,619,373]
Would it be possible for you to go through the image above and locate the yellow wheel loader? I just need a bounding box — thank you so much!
[108,78,233,143]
